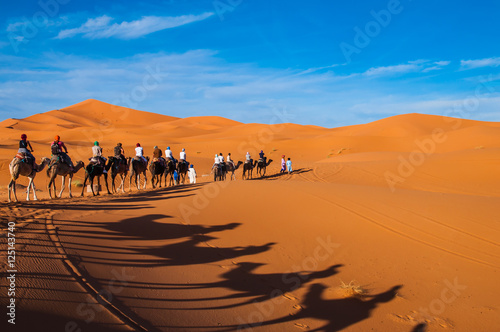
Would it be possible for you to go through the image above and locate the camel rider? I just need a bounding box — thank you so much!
[91,141,107,168]
[153,146,165,166]
[259,150,266,163]
[165,146,176,167]
[18,134,35,167]
[245,152,253,166]
[51,135,74,170]
[227,153,234,168]
[212,153,220,171]
[179,148,187,166]
[114,143,125,162]
[135,143,147,164]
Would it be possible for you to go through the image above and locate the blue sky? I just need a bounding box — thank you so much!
[1,0,499,127]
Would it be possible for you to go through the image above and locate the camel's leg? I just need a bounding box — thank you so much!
[81,174,88,197]
[68,175,73,198]
[112,174,116,193]
[104,173,110,194]
[26,177,33,201]
[96,176,100,196]
[58,176,65,198]
[119,174,125,193]
[143,172,147,189]
[32,178,39,201]
[8,179,17,203]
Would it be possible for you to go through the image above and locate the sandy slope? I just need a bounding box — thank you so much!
[1,99,499,331]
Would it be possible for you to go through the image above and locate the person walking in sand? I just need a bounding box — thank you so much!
[281,155,286,173]
[188,164,197,184]
[286,157,293,174]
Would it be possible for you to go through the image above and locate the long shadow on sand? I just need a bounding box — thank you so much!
[117,262,343,310]
[56,214,274,268]
[218,283,403,332]
[250,167,311,180]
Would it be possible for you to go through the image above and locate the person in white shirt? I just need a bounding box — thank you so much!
[91,141,107,172]
[212,154,220,171]
[218,153,225,164]
[246,152,251,162]
[188,164,197,184]
[180,148,186,161]
[135,143,146,164]
[227,153,234,168]
[165,146,173,160]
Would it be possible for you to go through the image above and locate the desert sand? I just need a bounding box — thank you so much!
[1,99,499,331]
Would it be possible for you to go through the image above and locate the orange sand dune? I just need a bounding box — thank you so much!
[1,100,499,332]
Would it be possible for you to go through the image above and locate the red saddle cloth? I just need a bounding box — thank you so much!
[16,153,26,159]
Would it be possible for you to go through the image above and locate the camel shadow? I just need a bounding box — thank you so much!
[140,234,275,267]
[148,262,343,310]
[250,168,311,180]
[235,283,403,332]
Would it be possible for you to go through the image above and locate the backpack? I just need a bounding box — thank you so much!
[51,142,61,155]
[114,146,122,156]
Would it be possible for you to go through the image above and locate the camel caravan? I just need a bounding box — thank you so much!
[8,134,283,202]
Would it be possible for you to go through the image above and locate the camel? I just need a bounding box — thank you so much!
[8,157,50,202]
[256,159,273,177]
[129,156,149,190]
[242,160,258,180]
[213,164,225,182]
[149,159,166,189]
[81,162,110,196]
[226,161,243,181]
[164,159,176,187]
[177,160,189,184]
[106,156,129,193]
[47,160,85,199]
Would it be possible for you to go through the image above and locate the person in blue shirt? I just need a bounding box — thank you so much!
[286,157,293,174]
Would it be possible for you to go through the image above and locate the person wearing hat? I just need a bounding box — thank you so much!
[135,143,146,164]
[179,148,186,162]
[281,155,286,173]
[18,134,35,168]
[188,164,197,184]
[51,135,74,170]
[91,141,107,171]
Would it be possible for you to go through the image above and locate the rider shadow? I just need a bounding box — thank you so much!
[155,262,343,310]
[139,234,275,267]
[102,214,241,241]
[238,283,403,332]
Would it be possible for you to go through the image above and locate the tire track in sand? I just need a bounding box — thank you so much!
[45,216,149,332]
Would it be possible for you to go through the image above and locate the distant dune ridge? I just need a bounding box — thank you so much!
[1,99,499,331]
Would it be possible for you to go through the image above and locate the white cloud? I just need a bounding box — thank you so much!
[364,60,452,77]
[461,57,500,70]
[364,63,420,77]
[56,12,214,40]
[0,52,498,127]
